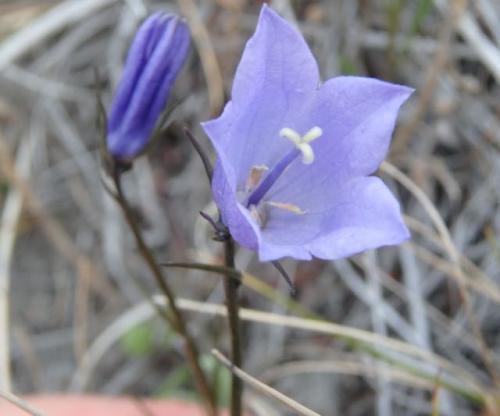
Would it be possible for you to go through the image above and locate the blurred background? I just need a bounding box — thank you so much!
[0,0,499,415]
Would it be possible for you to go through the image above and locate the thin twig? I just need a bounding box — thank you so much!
[211,349,321,416]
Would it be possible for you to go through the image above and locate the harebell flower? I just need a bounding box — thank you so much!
[203,5,413,261]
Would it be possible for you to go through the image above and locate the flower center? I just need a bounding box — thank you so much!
[245,126,322,208]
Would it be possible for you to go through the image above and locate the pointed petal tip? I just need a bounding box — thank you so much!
[256,3,295,33]
[399,223,412,242]
[385,81,415,104]
[260,3,272,17]
[264,3,300,31]
[400,84,416,100]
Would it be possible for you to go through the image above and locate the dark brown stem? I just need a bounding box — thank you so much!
[223,237,243,416]
[112,172,217,416]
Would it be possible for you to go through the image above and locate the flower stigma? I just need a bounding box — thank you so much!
[280,126,323,164]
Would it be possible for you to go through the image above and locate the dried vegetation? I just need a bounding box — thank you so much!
[0,0,499,415]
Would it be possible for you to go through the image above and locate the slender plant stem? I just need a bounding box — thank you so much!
[112,172,217,416]
[223,236,243,416]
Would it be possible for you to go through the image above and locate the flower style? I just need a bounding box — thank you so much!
[202,5,413,262]
[107,13,190,161]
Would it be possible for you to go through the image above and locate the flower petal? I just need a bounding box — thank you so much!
[212,162,259,250]
[316,76,413,176]
[306,177,410,259]
[202,5,319,189]
[270,77,413,196]
[257,177,409,261]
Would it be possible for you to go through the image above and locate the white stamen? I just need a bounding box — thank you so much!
[249,205,266,227]
[267,201,306,215]
[246,165,268,191]
[279,126,323,164]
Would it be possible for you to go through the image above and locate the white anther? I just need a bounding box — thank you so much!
[249,205,266,227]
[246,165,268,191]
[279,126,323,165]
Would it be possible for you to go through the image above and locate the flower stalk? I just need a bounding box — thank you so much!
[222,236,243,416]
[110,169,217,416]
[103,11,217,415]
[184,128,244,415]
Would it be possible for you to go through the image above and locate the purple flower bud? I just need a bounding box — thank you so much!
[107,13,190,161]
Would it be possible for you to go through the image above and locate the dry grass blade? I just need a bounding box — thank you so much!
[0,137,116,362]
[161,263,485,397]
[381,161,500,383]
[0,140,31,391]
[261,359,439,391]
[191,299,490,403]
[0,389,46,416]
[0,0,117,69]
[3,1,499,413]
[405,215,498,301]
[434,0,500,83]
[177,0,224,116]
[70,296,156,391]
[381,162,462,267]
[394,0,466,151]
[182,297,479,392]
[0,139,113,297]
[211,348,321,416]
[70,289,490,406]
